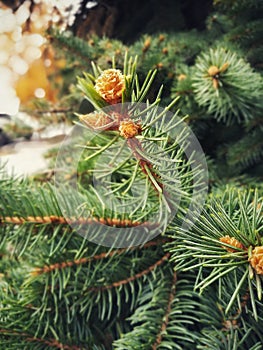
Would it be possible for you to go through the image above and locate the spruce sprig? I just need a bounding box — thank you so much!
[192,47,263,124]
[168,186,263,319]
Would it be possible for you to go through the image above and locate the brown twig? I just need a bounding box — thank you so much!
[88,252,171,292]
[31,238,170,276]
[152,271,177,349]
[127,138,164,193]
[0,215,153,227]
[0,329,85,350]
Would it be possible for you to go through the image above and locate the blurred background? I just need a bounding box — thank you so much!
[0,0,212,115]
[0,0,212,175]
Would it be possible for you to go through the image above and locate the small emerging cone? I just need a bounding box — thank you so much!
[95,69,125,104]
[143,38,151,52]
[178,74,187,81]
[208,65,220,77]
[119,121,140,139]
[220,62,229,73]
[249,246,263,275]
[213,78,219,89]
[159,34,165,42]
[31,267,42,276]
[220,235,245,253]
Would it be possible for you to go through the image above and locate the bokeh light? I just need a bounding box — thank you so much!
[0,0,81,115]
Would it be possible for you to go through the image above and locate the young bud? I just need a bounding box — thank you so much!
[95,69,125,104]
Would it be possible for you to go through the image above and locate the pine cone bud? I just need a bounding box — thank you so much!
[162,47,168,55]
[119,121,140,139]
[159,34,165,42]
[220,235,245,252]
[249,246,263,275]
[79,111,114,129]
[143,38,151,52]
[178,74,187,81]
[31,267,42,276]
[213,78,219,90]
[88,39,95,46]
[95,69,125,104]
[220,62,229,73]
[208,65,220,77]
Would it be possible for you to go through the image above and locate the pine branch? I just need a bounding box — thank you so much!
[192,47,263,124]
[31,239,169,276]
[152,271,177,349]
[114,270,201,349]
[88,252,170,292]
[226,128,263,170]
[2,18,262,349]
[169,186,263,318]
[0,329,86,350]
[0,215,154,228]
[48,29,98,66]
[1,245,171,347]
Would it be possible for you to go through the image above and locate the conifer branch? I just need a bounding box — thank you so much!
[226,128,263,170]
[152,271,177,350]
[0,215,155,227]
[192,47,262,123]
[0,329,85,350]
[88,252,170,292]
[31,239,170,276]
[48,29,94,66]
[1,10,262,347]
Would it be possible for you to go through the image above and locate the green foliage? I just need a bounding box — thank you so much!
[168,186,263,319]
[213,0,263,71]
[192,47,263,123]
[1,0,263,349]
[225,127,263,171]
[114,272,202,350]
